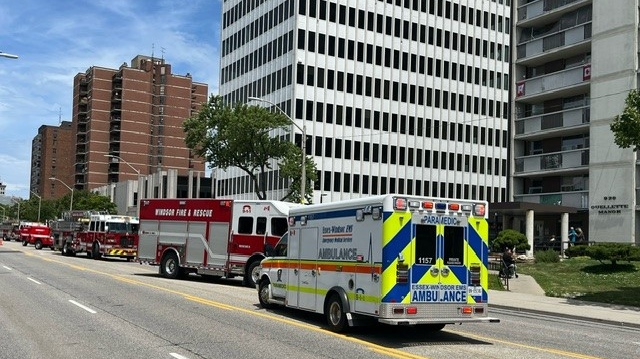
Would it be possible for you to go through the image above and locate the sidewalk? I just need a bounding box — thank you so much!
[489,272,640,328]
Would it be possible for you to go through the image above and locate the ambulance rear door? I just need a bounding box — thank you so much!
[411,214,469,304]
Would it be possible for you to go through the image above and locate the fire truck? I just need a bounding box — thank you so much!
[50,211,91,256]
[257,195,500,332]
[59,212,139,260]
[19,222,54,250]
[0,221,19,241]
[137,198,300,287]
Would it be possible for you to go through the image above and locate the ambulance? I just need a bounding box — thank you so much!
[257,194,500,332]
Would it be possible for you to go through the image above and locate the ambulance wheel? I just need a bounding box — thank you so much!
[258,279,274,309]
[161,252,181,279]
[35,240,43,250]
[325,294,348,332]
[244,261,261,288]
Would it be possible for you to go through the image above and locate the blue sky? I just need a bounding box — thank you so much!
[0,0,221,199]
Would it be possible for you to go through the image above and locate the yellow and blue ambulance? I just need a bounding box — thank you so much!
[257,194,500,332]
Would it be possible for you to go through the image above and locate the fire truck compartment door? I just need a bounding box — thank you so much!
[207,222,230,267]
[138,220,159,261]
[186,222,206,265]
[412,216,469,304]
[295,227,319,311]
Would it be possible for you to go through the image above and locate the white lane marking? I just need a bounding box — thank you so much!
[27,277,42,285]
[69,300,97,314]
[170,353,191,359]
[2,265,11,270]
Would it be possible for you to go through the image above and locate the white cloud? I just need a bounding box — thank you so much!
[0,0,220,198]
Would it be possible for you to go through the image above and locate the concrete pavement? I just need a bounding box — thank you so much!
[489,272,640,328]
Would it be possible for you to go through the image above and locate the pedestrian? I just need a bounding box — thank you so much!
[568,227,577,245]
[576,227,585,243]
[502,247,518,279]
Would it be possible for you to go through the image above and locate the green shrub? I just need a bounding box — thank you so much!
[535,249,560,263]
[491,229,531,253]
[565,244,589,258]
[584,243,636,265]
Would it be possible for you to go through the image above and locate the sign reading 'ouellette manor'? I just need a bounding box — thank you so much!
[591,197,630,215]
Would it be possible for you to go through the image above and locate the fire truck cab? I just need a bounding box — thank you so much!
[74,213,139,260]
[138,198,300,287]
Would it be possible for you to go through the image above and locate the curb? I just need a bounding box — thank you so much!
[490,304,640,330]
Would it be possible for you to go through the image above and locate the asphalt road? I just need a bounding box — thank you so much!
[1,240,638,359]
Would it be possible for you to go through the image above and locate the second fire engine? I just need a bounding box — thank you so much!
[137,198,300,287]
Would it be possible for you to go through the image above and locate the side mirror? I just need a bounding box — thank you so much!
[264,243,275,257]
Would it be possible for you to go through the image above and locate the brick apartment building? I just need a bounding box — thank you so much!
[31,121,75,200]
[40,55,208,202]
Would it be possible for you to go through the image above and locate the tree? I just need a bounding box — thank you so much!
[184,95,316,202]
[610,89,640,151]
[491,229,530,253]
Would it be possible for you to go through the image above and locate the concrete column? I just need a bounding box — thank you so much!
[561,212,569,257]
[526,209,534,257]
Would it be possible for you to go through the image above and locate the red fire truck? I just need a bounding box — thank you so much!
[66,213,139,260]
[50,211,91,256]
[20,222,54,250]
[137,198,300,287]
[0,221,19,241]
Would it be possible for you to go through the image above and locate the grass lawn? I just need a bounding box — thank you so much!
[507,257,640,307]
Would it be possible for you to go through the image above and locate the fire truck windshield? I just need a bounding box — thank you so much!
[107,222,139,234]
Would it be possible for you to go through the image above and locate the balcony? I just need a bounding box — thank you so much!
[517,0,591,27]
[514,191,589,209]
[515,106,589,139]
[516,23,591,66]
[515,64,590,103]
[514,149,589,176]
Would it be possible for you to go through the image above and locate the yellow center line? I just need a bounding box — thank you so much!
[450,329,605,359]
[17,246,605,359]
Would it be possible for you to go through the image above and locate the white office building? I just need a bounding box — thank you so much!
[218,0,511,205]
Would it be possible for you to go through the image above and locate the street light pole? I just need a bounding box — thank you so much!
[49,177,74,213]
[248,97,306,204]
[30,191,42,223]
[105,154,142,217]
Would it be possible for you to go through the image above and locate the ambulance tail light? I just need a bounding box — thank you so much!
[405,307,418,315]
[396,263,409,283]
[474,307,485,314]
[449,203,460,211]
[470,264,481,286]
[392,307,404,315]
[393,197,407,210]
[473,204,486,217]
[422,201,434,210]
[461,307,473,315]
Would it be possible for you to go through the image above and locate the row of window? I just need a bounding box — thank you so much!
[298,0,511,41]
[215,169,507,203]
[295,67,509,118]
[222,30,294,84]
[298,133,507,176]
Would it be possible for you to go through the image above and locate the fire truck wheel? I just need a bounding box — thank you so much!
[161,252,181,279]
[244,261,261,288]
[35,240,43,250]
[22,240,27,246]
[325,294,348,332]
[258,279,274,309]
[92,243,102,260]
